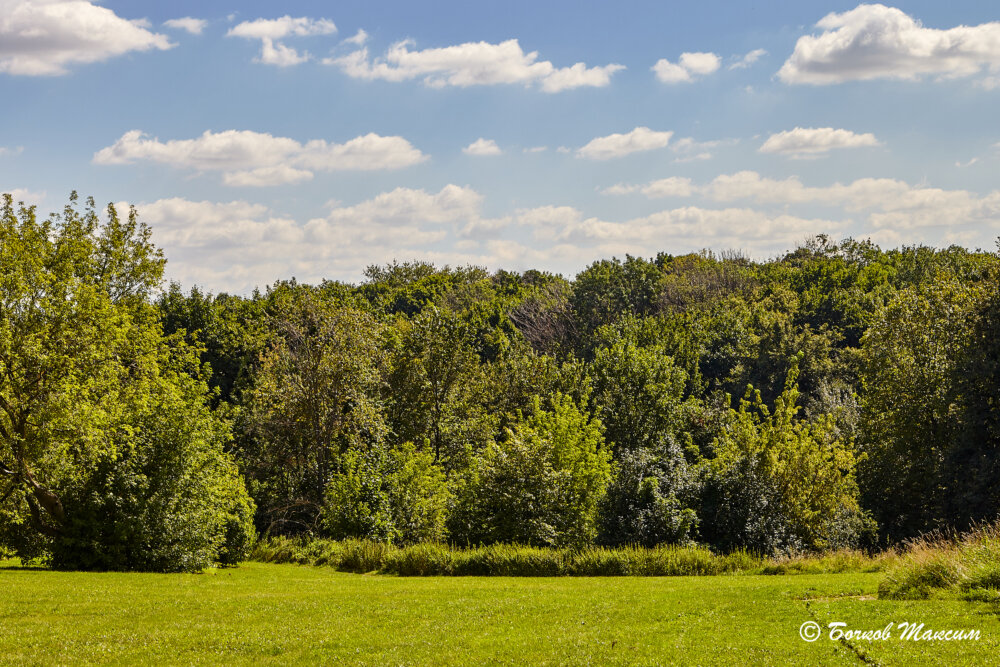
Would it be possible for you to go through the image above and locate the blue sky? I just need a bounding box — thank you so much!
[2,1,999,291]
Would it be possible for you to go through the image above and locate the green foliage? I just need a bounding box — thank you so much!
[237,290,386,534]
[0,193,252,571]
[322,442,451,545]
[387,307,492,468]
[597,445,699,547]
[858,279,979,541]
[50,364,255,571]
[450,394,612,547]
[704,360,871,553]
[589,341,691,455]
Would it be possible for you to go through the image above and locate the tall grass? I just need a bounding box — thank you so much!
[879,523,1000,600]
[252,537,885,577]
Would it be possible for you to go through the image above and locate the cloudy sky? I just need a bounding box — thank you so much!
[2,1,1000,292]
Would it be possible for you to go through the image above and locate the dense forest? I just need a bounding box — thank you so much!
[3,193,1000,571]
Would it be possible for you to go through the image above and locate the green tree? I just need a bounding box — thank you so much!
[0,193,253,570]
[237,289,386,534]
[858,279,979,540]
[387,307,490,467]
[450,394,612,546]
[705,360,870,552]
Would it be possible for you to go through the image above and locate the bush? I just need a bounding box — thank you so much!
[700,361,872,555]
[449,394,612,547]
[322,442,451,544]
[597,443,699,547]
[47,373,256,572]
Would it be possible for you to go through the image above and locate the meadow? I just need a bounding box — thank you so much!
[2,559,998,666]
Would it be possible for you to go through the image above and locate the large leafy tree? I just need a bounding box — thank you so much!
[859,278,986,540]
[0,193,253,570]
[236,287,386,534]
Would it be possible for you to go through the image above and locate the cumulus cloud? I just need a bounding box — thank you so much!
[577,127,673,160]
[669,136,737,162]
[0,0,173,76]
[652,52,721,83]
[135,185,847,292]
[126,169,1000,294]
[729,48,767,70]
[343,29,368,46]
[601,177,694,198]
[163,17,207,35]
[759,127,880,157]
[222,166,314,187]
[704,170,1000,229]
[226,15,336,66]
[463,138,502,156]
[1,187,44,205]
[326,38,624,92]
[779,4,1000,85]
[599,169,1000,233]
[227,15,337,39]
[93,129,427,185]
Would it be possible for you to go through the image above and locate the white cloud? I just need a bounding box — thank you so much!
[312,185,484,230]
[343,29,368,46]
[577,127,673,160]
[125,170,1000,293]
[669,136,737,162]
[134,186,845,292]
[226,16,336,40]
[759,127,880,157]
[226,15,336,66]
[222,166,314,187]
[0,146,24,156]
[463,138,502,156]
[0,0,173,76]
[652,51,720,83]
[163,17,207,35]
[704,170,1000,230]
[523,146,547,153]
[601,177,694,198]
[326,38,624,92]
[94,129,427,185]
[779,4,1000,85]
[1,187,44,205]
[729,48,767,70]
[255,37,309,66]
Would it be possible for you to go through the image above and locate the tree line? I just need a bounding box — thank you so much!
[2,193,999,570]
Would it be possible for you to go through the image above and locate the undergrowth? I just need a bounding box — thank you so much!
[251,537,891,577]
[879,523,1000,600]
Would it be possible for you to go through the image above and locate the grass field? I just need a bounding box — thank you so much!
[1,561,998,665]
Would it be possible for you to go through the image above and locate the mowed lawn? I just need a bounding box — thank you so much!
[1,561,998,666]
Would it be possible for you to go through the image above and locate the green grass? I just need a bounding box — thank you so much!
[2,560,999,665]
[879,524,1000,601]
[251,536,894,577]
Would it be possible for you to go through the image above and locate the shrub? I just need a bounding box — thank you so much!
[322,442,451,544]
[449,394,612,547]
[47,373,256,572]
[597,444,699,547]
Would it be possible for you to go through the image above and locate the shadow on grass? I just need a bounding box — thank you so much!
[0,559,48,571]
